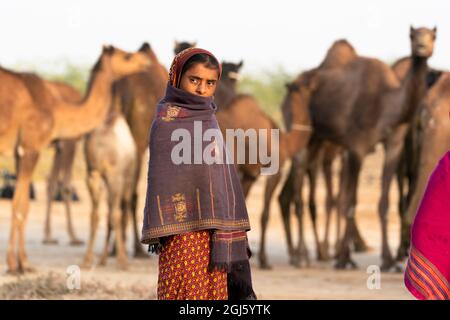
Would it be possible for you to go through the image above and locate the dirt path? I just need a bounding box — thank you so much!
[0,146,412,299]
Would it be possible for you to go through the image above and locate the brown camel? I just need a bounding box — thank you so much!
[174,40,197,55]
[404,72,450,237]
[0,45,150,274]
[214,60,243,109]
[42,81,83,246]
[214,73,313,270]
[391,57,443,261]
[276,39,369,268]
[111,42,168,257]
[290,26,436,270]
[82,111,137,270]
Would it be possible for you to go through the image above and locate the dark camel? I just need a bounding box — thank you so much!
[291,27,436,270]
[391,57,443,261]
[277,39,369,268]
[174,40,197,55]
[214,60,243,109]
[0,45,150,274]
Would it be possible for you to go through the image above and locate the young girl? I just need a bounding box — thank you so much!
[141,48,256,300]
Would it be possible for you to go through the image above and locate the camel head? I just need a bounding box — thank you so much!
[221,60,244,84]
[174,40,196,55]
[281,71,316,129]
[138,42,159,63]
[100,45,151,80]
[410,26,437,58]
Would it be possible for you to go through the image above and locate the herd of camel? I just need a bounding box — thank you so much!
[0,26,449,275]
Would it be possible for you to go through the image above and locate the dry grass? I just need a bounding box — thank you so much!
[0,272,155,300]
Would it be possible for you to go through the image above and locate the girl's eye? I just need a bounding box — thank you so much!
[190,78,199,84]
[207,81,215,86]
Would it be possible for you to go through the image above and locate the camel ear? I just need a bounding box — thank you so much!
[174,40,179,47]
[410,25,415,35]
[192,41,197,47]
[139,42,150,52]
[433,26,437,36]
[102,45,114,55]
[238,60,244,69]
[285,82,297,91]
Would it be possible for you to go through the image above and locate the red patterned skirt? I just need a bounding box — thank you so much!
[157,230,228,300]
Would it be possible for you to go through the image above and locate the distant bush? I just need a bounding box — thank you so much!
[238,66,294,127]
[41,63,89,94]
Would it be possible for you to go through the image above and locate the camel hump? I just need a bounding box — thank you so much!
[319,39,358,69]
[20,73,58,109]
[427,72,450,102]
[354,57,401,89]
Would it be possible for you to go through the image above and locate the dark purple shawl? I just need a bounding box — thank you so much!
[141,84,251,270]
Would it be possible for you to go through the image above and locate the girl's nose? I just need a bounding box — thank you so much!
[196,82,207,95]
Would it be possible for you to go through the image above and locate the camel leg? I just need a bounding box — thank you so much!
[396,150,411,261]
[129,154,146,258]
[99,176,128,270]
[43,146,61,245]
[320,152,335,261]
[7,149,39,274]
[334,153,347,255]
[291,159,308,268]
[335,151,361,270]
[81,171,102,269]
[307,161,323,262]
[351,217,369,252]
[240,171,257,199]
[333,152,368,254]
[379,127,408,272]
[61,140,83,246]
[278,162,296,267]
[258,171,282,270]
[397,128,419,261]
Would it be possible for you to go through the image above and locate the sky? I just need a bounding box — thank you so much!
[0,0,449,74]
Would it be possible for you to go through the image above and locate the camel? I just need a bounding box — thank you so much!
[41,81,83,246]
[289,26,436,270]
[391,57,443,260]
[213,70,313,270]
[404,72,450,241]
[214,60,243,109]
[111,42,168,257]
[275,39,369,268]
[174,40,197,55]
[81,110,137,270]
[0,45,150,274]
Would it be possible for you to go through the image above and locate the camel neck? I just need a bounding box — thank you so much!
[399,55,428,124]
[52,65,114,139]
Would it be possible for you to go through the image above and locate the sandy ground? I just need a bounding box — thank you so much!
[0,146,413,299]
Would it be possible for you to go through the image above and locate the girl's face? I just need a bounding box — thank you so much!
[179,63,219,97]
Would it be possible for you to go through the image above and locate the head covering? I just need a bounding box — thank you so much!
[141,48,256,299]
[168,47,222,88]
[404,151,450,300]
